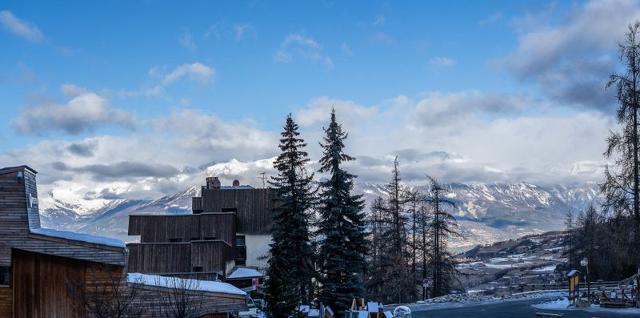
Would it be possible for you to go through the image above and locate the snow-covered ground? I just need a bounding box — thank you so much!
[532,297,640,315]
[404,291,567,312]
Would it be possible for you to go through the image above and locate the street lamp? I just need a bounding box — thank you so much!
[581,257,590,304]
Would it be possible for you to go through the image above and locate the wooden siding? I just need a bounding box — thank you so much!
[0,168,31,242]
[14,249,91,318]
[191,241,235,273]
[0,286,12,317]
[127,240,233,275]
[129,213,236,245]
[132,283,246,317]
[197,188,274,234]
[128,243,192,273]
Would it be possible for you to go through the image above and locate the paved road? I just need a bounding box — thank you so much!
[411,298,640,318]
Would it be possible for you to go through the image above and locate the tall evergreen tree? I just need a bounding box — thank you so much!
[317,110,367,314]
[265,114,315,318]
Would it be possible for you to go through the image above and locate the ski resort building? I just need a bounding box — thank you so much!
[0,165,247,317]
[126,176,273,285]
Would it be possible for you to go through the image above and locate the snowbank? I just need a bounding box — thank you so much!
[533,297,640,315]
[406,291,567,312]
[31,227,126,248]
[127,273,246,296]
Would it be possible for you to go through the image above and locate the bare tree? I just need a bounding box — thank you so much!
[603,22,640,264]
[66,265,143,318]
[423,176,461,297]
[155,276,206,318]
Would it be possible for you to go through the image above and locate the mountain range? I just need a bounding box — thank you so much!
[39,180,600,249]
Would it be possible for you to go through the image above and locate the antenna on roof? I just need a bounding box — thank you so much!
[258,172,267,188]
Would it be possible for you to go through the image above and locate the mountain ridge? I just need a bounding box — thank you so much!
[39,181,600,248]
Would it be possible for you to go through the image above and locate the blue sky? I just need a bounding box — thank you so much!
[0,0,635,209]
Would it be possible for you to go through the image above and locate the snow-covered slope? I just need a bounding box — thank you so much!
[40,181,600,246]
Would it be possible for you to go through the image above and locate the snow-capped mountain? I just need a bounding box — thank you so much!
[39,181,600,248]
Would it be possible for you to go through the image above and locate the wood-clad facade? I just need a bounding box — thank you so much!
[127,177,275,279]
[0,166,247,317]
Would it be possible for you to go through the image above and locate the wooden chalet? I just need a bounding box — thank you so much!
[0,165,247,317]
[127,176,274,282]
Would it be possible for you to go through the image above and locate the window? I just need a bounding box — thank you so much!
[192,266,203,272]
[203,236,216,240]
[169,238,182,242]
[0,266,10,286]
[236,235,246,247]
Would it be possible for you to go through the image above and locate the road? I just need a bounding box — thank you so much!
[411,298,640,318]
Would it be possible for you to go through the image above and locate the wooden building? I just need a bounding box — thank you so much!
[127,176,274,281]
[0,166,247,317]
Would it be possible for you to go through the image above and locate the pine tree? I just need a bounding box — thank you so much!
[316,109,368,315]
[424,176,460,297]
[265,114,315,318]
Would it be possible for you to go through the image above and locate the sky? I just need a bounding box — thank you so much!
[0,0,637,212]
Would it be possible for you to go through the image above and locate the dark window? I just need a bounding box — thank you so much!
[0,266,10,286]
[236,235,246,247]
[192,266,203,272]
[190,237,201,241]
[222,208,237,213]
[203,236,216,240]
[169,238,182,242]
[235,258,246,266]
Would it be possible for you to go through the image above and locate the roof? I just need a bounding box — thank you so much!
[227,267,263,280]
[0,165,37,175]
[220,185,254,190]
[127,273,247,296]
[567,269,580,277]
[30,227,126,249]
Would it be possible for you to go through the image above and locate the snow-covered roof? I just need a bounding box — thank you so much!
[227,267,263,279]
[30,227,126,248]
[127,273,246,296]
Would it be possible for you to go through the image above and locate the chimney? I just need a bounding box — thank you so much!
[206,176,221,189]
[232,179,240,187]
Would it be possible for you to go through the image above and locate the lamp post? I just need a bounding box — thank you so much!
[581,257,590,303]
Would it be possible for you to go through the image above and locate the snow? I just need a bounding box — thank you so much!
[127,273,246,296]
[532,297,569,310]
[228,267,263,279]
[533,297,640,315]
[407,291,568,312]
[531,265,557,273]
[30,227,126,248]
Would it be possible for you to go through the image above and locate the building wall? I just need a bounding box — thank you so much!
[195,188,274,234]
[244,234,271,270]
[0,287,12,317]
[11,249,125,318]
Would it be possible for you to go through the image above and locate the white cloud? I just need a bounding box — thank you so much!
[429,57,456,68]
[0,10,43,43]
[274,33,333,68]
[500,0,640,110]
[145,62,214,96]
[340,42,353,56]
[12,85,135,135]
[179,31,196,50]
[232,24,254,41]
[295,96,377,127]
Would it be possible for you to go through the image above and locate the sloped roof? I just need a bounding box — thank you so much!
[227,267,263,280]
